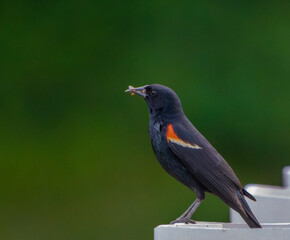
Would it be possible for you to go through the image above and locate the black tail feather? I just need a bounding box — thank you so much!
[242,188,256,201]
[237,191,262,228]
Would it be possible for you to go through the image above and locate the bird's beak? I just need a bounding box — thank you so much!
[125,85,148,97]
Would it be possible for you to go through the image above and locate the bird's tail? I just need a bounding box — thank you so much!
[237,190,262,228]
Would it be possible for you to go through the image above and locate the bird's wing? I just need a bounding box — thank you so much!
[166,122,243,204]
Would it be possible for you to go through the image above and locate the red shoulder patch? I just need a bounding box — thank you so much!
[166,124,202,149]
[166,124,179,142]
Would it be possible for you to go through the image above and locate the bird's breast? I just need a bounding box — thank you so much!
[149,121,164,150]
[149,120,174,166]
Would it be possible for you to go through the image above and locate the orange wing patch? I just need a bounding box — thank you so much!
[166,124,202,149]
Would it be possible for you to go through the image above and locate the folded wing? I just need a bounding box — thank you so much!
[166,122,244,208]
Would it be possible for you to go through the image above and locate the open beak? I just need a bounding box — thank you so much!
[125,85,148,97]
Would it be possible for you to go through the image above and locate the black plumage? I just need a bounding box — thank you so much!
[125,84,261,228]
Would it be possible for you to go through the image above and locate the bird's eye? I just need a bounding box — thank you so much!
[151,90,157,96]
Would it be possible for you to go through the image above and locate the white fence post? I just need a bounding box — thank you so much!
[230,166,290,224]
[283,166,290,188]
[154,166,290,240]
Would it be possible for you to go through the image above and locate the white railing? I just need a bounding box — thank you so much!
[155,166,290,240]
[230,166,290,223]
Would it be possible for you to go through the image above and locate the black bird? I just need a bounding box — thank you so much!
[125,84,261,228]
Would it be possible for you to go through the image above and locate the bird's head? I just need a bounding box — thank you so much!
[125,84,183,117]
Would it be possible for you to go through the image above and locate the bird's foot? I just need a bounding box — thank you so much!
[170,218,196,224]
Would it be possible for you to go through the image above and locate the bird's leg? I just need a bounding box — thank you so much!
[183,199,201,219]
[170,199,201,224]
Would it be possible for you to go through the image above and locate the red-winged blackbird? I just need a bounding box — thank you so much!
[125,84,262,228]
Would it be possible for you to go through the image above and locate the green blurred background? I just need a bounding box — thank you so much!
[1,1,289,239]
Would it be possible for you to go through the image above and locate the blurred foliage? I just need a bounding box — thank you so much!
[0,0,289,239]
